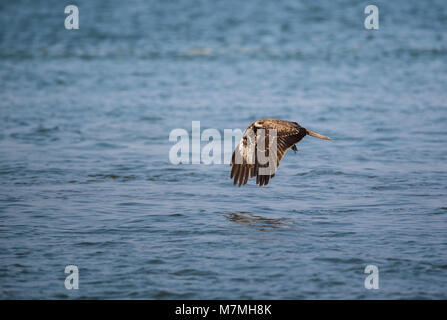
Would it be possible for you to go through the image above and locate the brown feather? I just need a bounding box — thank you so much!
[249,165,255,178]
[232,165,240,184]
[264,176,270,186]
[230,118,314,187]
[244,166,250,185]
[238,165,245,187]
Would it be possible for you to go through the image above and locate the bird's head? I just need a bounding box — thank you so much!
[254,120,264,128]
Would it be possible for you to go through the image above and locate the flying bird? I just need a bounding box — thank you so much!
[230,118,331,187]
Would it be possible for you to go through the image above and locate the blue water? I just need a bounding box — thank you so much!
[1,0,447,299]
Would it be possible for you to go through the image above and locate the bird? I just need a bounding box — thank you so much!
[230,118,331,187]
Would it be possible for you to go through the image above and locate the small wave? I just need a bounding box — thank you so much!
[139,115,163,122]
[87,173,136,181]
[153,290,194,299]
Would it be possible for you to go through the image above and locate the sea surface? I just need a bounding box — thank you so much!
[1,0,447,299]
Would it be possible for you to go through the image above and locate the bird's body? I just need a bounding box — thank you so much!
[230,118,331,187]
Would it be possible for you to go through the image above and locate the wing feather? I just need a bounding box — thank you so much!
[230,119,306,186]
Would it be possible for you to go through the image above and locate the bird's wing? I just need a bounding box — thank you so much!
[230,122,304,186]
[230,125,257,187]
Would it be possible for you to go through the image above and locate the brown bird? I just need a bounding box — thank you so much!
[230,118,331,187]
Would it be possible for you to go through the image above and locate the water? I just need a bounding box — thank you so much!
[1,0,447,299]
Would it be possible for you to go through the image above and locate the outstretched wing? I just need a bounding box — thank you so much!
[230,124,257,187]
[230,120,306,186]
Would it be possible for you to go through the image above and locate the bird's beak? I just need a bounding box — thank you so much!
[306,129,331,140]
